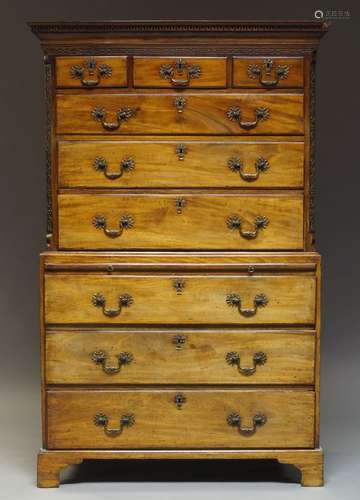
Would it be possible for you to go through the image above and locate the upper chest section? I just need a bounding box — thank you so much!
[30,21,327,251]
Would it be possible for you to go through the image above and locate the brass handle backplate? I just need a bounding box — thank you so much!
[225,351,267,375]
[91,292,134,317]
[227,412,267,436]
[227,215,269,240]
[226,106,270,130]
[92,214,134,238]
[91,106,138,130]
[228,157,269,182]
[247,58,289,88]
[160,58,201,87]
[94,156,135,180]
[94,412,135,437]
[226,293,268,317]
[91,350,134,374]
[70,57,112,87]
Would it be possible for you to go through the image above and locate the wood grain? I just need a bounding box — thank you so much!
[45,329,315,385]
[46,388,315,449]
[57,192,304,250]
[58,140,304,188]
[44,272,316,325]
[233,57,304,88]
[56,93,304,135]
[56,56,127,88]
[133,57,227,88]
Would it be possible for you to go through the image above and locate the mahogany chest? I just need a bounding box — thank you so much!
[30,20,327,487]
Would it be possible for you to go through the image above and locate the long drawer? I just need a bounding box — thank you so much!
[58,139,304,189]
[44,272,316,326]
[46,329,315,385]
[46,389,315,449]
[56,94,304,135]
[57,192,304,250]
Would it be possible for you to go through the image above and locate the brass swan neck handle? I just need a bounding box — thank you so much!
[228,157,270,182]
[159,58,201,87]
[94,157,135,180]
[91,350,134,374]
[91,106,138,131]
[227,412,267,436]
[225,351,267,375]
[92,214,134,239]
[226,106,270,130]
[227,215,269,240]
[70,58,112,87]
[94,412,135,437]
[91,292,134,318]
[247,58,289,88]
[226,293,269,318]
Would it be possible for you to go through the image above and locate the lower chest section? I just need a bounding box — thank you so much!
[42,252,320,450]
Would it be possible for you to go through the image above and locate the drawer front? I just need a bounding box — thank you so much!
[47,389,315,449]
[58,193,304,250]
[56,56,128,88]
[133,57,227,88]
[56,94,304,135]
[233,57,304,88]
[44,273,316,325]
[46,330,315,385]
[58,140,304,189]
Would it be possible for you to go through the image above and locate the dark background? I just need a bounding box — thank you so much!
[1,0,359,495]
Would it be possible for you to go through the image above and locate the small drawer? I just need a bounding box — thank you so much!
[58,140,304,189]
[46,329,315,385]
[44,271,316,326]
[133,57,227,88]
[233,57,304,88]
[56,94,304,135]
[46,389,315,449]
[56,56,127,88]
[57,192,304,250]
